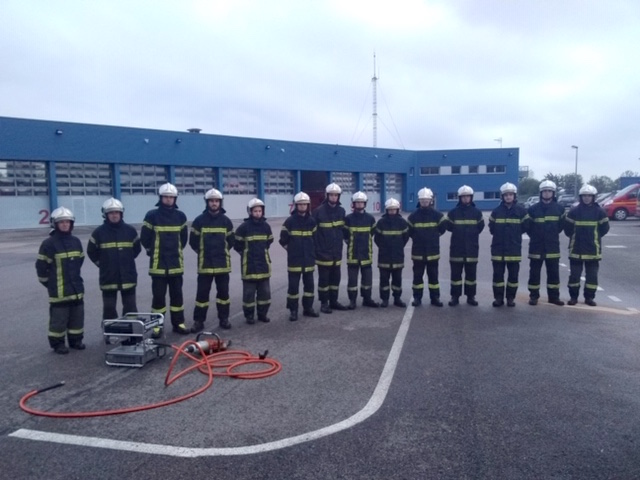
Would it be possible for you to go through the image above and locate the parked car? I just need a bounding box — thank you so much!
[523,196,540,208]
[557,194,576,209]
[601,183,640,220]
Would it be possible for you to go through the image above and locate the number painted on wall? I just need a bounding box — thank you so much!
[373,201,381,211]
[39,209,50,225]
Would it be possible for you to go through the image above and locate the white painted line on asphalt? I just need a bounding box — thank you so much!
[10,307,416,458]
[628,308,640,313]
[608,296,622,302]
[605,245,627,248]
[560,263,567,268]
[597,286,604,291]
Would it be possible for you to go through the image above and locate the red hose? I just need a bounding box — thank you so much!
[19,340,281,418]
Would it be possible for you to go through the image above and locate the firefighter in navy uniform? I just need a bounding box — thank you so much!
[407,187,447,307]
[564,184,609,306]
[140,183,189,336]
[526,180,566,306]
[87,198,141,321]
[446,185,485,306]
[280,192,319,321]
[374,198,410,307]
[189,188,235,332]
[488,182,529,307]
[344,191,379,309]
[36,207,85,354]
[234,198,274,324]
[312,182,349,313]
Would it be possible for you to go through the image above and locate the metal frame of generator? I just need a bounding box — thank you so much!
[102,312,166,367]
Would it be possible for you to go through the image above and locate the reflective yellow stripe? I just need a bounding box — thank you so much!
[318,221,345,228]
[289,230,314,237]
[99,242,135,249]
[411,222,438,228]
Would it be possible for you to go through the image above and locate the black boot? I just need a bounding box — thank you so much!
[289,310,298,322]
[394,298,406,308]
[320,301,332,314]
[430,298,443,307]
[330,301,348,311]
[567,297,578,306]
[585,298,597,307]
[348,299,357,310]
[173,323,190,335]
[363,298,379,308]
[219,318,231,330]
[190,321,205,333]
[246,315,256,324]
[466,296,478,306]
[380,299,389,308]
[448,296,459,307]
[303,309,320,318]
[258,314,271,323]
[493,298,504,307]
[548,298,565,306]
[69,342,86,350]
[506,297,516,307]
[412,297,422,307]
[54,344,69,355]
[528,297,538,306]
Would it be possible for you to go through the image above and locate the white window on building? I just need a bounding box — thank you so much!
[362,173,381,193]
[332,172,355,192]
[385,173,404,195]
[483,191,501,199]
[447,192,458,201]
[486,165,506,174]
[120,164,166,195]
[420,166,440,175]
[222,168,257,195]
[175,166,217,195]
[0,160,48,196]
[264,170,294,195]
[56,162,112,196]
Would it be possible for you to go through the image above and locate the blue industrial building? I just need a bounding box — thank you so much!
[0,116,519,229]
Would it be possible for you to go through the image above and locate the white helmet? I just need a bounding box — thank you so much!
[325,183,342,195]
[247,198,265,214]
[102,198,124,217]
[50,206,75,226]
[539,180,557,192]
[158,183,178,197]
[352,191,368,203]
[579,184,597,196]
[204,188,223,200]
[457,185,474,197]
[385,198,401,211]
[418,188,433,200]
[294,192,311,204]
[500,182,517,195]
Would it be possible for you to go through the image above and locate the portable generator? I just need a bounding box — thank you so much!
[102,313,166,367]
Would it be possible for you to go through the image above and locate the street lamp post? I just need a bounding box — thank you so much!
[571,145,579,196]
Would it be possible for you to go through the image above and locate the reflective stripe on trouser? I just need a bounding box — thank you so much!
[151,276,184,327]
[102,288,137,320]
[243,279,271,317]
[528,258,561,300]
[48,301,84,348]
[568,259,599,300]
[450,262,477,297]
[193,273,230,323]
[379,267,403,301]
[287,271,315,311]
[492,261,520,300]
[347,264,373,300]
[317,264,341,303]
[412,260,440,300]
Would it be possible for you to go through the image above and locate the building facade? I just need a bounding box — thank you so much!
[0,117,519,229]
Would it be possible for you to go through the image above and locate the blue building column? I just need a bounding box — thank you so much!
[215,167,222,190]
[167,165,176,184]
[257,169,264,200]
[111,163,121,199]
[48,161,58,211]
[380,173,387,212]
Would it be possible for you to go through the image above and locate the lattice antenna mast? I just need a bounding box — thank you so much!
[372,52,378,148]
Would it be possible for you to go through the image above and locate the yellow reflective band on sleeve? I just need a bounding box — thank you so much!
[37,254,52,263]
[574,221,598,226]
[289,230,314,236]
[245,235,271,241]
[318,221,345,228]
[493,218,524,224]
[201,227,229,234]
[453,220,479,225]
[154,225,183,232]
[50,293,84,303]
[377,230,406,236]
[348,226,373,232]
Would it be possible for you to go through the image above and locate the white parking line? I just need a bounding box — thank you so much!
[10,307,416,458]
[608,296,622,302]
[628,308,640,313]
[605,245,627,249]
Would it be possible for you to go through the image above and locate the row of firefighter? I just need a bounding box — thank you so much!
[36,180,608,354]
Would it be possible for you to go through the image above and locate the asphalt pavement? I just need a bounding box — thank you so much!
[1,215,639,479]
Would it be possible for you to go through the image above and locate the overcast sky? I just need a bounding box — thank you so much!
[2,0,640,182]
